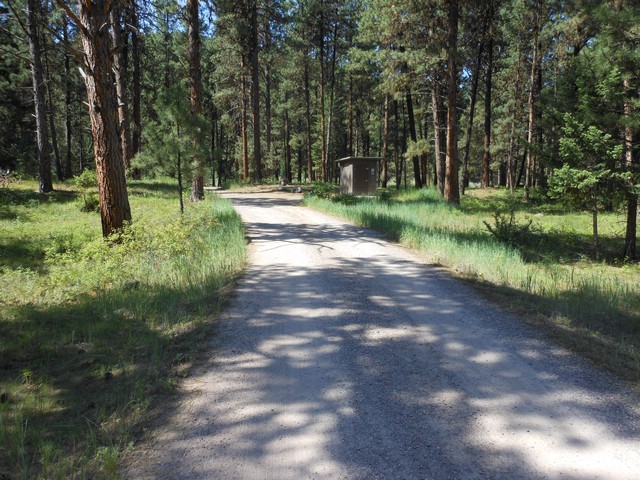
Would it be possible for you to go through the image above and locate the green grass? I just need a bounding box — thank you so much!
[304,187,640,386]
[0,178,246,479]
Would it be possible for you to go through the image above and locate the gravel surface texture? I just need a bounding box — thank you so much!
[124,190,640,479]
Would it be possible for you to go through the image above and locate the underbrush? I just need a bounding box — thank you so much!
[304,187,640,385]
[0,179,245,479]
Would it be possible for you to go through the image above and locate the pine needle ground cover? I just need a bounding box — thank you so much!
[304,187,640,388]
[0,179,245,479]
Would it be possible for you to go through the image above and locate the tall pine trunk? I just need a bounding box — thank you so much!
[445,0,460,204]
[241,56,249,180]
[508,49,523,192]
[284,103,292,183]
[623,78,637,260]
[461,36,485,194]
[130,1,141,159]
[63,15,73,178]
[188,0,205,200]
[109,2,132,170]
[394,99,401,190]
[177,123,184,214]
[382,94,390,188]
[406,93,422,189]
[432,84,446,196]
[304,54,314,181]
[524,15,539,200]
[40,21,63,181]
[265,64,273,174]
[482,36,494,188]
[348,74,354,156]
[250,0,261,182]
[264,20,273,174]
[325,23,338,182]
[77,0,132,237]
[26,0,53,193]
[319,14,327,181]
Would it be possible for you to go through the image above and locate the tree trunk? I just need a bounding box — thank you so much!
[401,101,408,189]
[592,203,599,253]
[218,127,225,187]
[241,56,249,180]
[624,185,638,261]
[382,94,390,188]
[406,93,422,189]
[461,35,485,194]
[317,6,328,181]
[508,49,523,192]
[524,15,539,200]
[250,0,261,182]
[109,2,132,170]
[431,84,446,196]
[516,149,527,188]
[63,15,73,178]
[177,123,184,214]
[188,0,205,200]
[211,109,217,187]
[393,99,401,190]
[482,36,494,188]
[284,104,292,183]
[40,20,64,181]
[349,74,354,156]
[445,0,460,204]
[325,23,338,182]
[265,63,272,174]
[130,1,141,159]
[304,53,313,181]
[297,144,303,183]
[26,0,53,193]
[264,18,273,174]
[77,0,132,237]
[623,77,637,260]
[79,127,86,172]
[536,63,546,188]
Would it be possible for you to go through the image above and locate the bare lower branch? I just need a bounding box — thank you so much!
[54,0,88,37]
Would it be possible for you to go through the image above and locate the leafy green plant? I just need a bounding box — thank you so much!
[377,190,394,202]
[306,182,337,199]
[73,169,100,213]
[483,210,536,247]
[332,193,360,205]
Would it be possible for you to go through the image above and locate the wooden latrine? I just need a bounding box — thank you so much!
[335,157,379,196]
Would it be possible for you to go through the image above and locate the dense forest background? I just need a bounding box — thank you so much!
[0,0,638,255]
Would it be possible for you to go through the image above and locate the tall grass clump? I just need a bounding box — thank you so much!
[304,187,640,382]
[0,179,245,479]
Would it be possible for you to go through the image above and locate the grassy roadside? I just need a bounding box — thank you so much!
[304,186,640,388]
[0,179,246,479]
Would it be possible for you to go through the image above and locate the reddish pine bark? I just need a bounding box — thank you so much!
[445,0,460,204]
[77,0,132,237]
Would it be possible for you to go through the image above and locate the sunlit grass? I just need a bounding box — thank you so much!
[0,178,246,479]
[304,186,640,385]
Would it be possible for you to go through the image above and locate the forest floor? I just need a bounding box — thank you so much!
[123,188,640,479]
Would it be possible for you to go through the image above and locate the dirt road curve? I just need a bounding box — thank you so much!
[125,190,640,479]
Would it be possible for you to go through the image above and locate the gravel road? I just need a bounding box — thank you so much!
[124,190,640,479]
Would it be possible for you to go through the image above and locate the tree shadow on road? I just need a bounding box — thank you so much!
[125,201,640,479]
